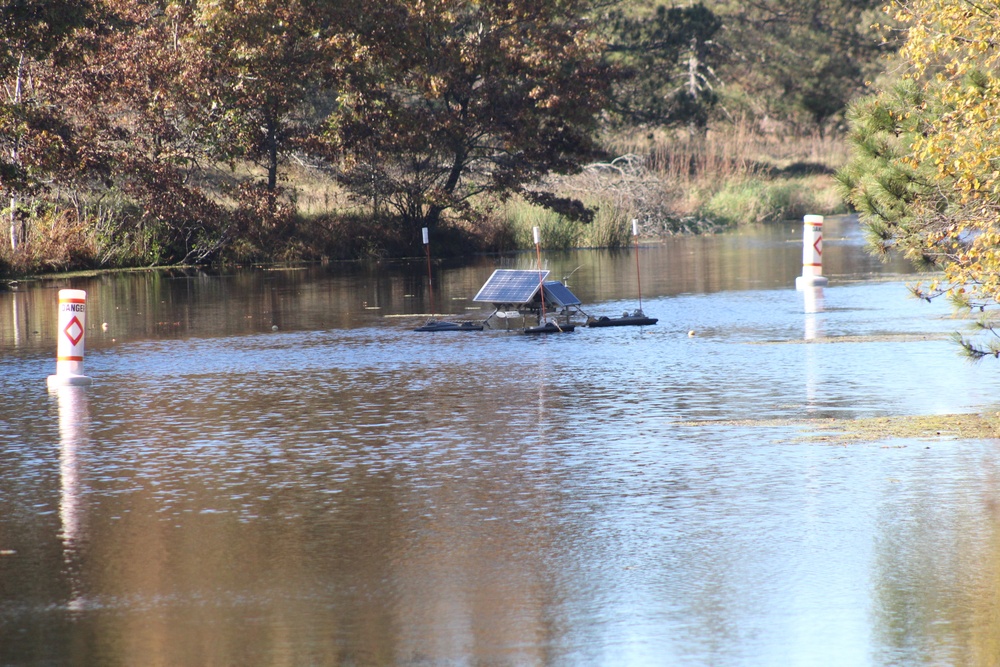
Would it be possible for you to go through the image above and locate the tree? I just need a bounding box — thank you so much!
[329,0,612,231]
[29,0,359,266]
[36,0,231,265]
[708,0,891,130]
[0,0,91,250]
[603,3,723,129]
[189,0,355,192]
[838,0,1000,358]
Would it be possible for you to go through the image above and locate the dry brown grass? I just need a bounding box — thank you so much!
[1,207,98,274]
[605,122,851,186]
[549,121,852,230]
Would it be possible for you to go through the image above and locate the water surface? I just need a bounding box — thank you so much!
[2,217,1000,666]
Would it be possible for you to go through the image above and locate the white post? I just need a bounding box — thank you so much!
[47,289,92,388]
[631,218,643,314]
[795,214,828,289]
[422,227,435,316]
[533,226,546,323]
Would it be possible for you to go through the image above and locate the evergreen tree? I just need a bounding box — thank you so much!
[603,3,722,129]
[710,0,891,130]
[839,0,1000,358]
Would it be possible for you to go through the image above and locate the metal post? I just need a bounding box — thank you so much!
[632,218,643,313]
[422,227,435,316]
[533,226,546,324]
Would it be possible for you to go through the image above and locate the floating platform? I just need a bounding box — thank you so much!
[413,320,484,332]
[523,322,575,334]
[586,315,658,328]
[466,269,656,333]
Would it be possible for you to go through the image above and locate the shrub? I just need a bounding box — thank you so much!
[1,205,97,275]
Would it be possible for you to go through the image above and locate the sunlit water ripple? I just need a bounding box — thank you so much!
[2,231,1000,665]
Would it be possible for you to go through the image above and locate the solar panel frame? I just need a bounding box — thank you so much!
[542,281,582,307]
[473,269,549,304]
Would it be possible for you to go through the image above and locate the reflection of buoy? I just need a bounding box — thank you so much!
[56,384,87,545]
[271,325,278,331]
[47,289,92,388]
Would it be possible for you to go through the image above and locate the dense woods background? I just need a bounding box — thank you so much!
[1,0,896,275]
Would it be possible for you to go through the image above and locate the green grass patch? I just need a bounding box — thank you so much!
[697,174,848,225]
[500,196,634,250]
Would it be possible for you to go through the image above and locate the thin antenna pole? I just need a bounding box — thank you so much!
[632,218,643,313]
[533,226,546,323]
[422,227,435,316]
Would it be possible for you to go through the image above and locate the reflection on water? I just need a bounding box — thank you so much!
[56,386,86,546]
[803,285,824,339]
[0,216,913,352]
[2,217,1000,665]
[55,385,88,612]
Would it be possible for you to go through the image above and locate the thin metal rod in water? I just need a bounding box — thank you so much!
[533,226,547,323]
[422,227,435,316]
[632,219,643,312]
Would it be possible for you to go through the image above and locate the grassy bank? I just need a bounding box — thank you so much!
[488,122,850,249]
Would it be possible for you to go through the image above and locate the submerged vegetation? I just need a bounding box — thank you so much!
[678,413,1000,444]
[0,0,892,276]
[808,413,1000,445]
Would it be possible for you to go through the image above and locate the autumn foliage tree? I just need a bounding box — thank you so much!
[839,0,1000,358]
[329,0,612,231]
[0,0,91,251]
[0,0,904,274]
[43,0,234,265]
[190,0,356,193]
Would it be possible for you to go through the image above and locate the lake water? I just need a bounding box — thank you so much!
[3,216,1000,666]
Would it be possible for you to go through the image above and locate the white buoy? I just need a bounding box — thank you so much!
[795,214,829,289]
[47,289,92,388]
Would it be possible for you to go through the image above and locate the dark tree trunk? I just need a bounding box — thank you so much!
[265,110,278,191]
[425,148,466,228]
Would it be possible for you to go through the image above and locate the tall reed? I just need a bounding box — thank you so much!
[588,119,851,225]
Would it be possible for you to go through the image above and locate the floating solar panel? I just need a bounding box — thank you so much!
[542,281,581,308]
[473,269,549,304]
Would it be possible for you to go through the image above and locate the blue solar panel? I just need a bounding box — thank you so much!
[474,269,549,304]
[542,281,581,307]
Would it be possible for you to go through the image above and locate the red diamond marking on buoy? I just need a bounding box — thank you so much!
[814,235,822,256]
[64,316,84,346]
